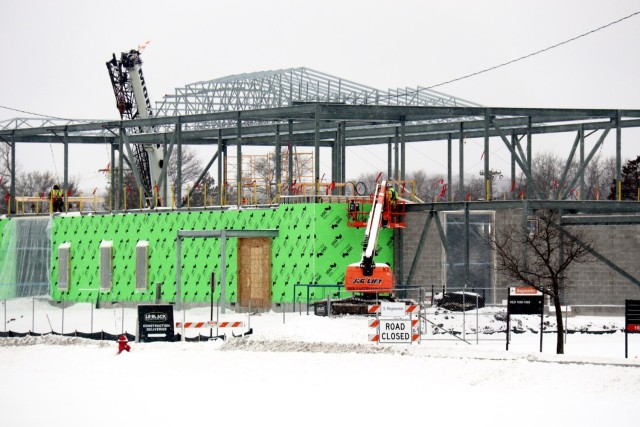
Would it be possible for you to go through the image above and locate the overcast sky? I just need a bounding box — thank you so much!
[1,0,639,193]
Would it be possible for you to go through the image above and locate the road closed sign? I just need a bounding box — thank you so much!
[379,319,412,343]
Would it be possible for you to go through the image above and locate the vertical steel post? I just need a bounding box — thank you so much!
[314,106,320,195]
[447,133,452,202]
[110,142,116,210]
[387,137,392,184]
[288,120,293,192]
[10,132,15,215]
[459,122,464,201]
[401,119,406,181]
[464,203,470,288]
[580,125,585,199]
[341,122,347,183]
[511,131,516,199]
[217,129,223,206]
[526,117,532,199]
[63,128,69,211]
[118,133,124,211]
[237,114,242,206]
[162,133,168,204]
[616,110,622,200]
[275,124,281,200]
[394,127,399,182]
[484,110,490,200]
[176,119,183,208]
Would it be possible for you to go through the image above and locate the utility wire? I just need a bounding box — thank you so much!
[415,10,640,92]
[0,105,70,121]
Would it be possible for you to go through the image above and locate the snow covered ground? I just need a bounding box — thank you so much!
[1,298,639,427]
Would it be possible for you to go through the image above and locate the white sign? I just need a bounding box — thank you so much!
[381,302,407,319]
[379,319,412,343]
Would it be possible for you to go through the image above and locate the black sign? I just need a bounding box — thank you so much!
[137,304,175,342]
[507,287,544,315]
[625,300,640,333]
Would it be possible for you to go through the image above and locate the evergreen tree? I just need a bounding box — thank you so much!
[608,155,640,200]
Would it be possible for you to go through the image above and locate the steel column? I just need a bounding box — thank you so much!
[314,106,320,195]
[447,133,452,202]
[401,119,406,181]
[177,118,183,207]
[527,118,532,199]
[616,110,622,200]
[510,131,516,199]
[118,135,124,210]
[110,142,115,210]
[580,125,585,199]
[484,111,490,200]
[275,124,281,199]
[288,119,293,192]
[459,122,464,201]
[237,114,242,206]
[63,128,69,211]
[10,132,15,214]
[217,129,222,206]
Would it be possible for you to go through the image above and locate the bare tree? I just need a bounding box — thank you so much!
[167,145,204,189]
[488,209,593,354]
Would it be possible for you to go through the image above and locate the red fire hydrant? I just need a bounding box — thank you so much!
[117,335,131,354]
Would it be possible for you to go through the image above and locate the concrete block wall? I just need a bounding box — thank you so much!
[401,207,640,309]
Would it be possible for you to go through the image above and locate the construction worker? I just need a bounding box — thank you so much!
[50,184,64,213]
[386,185,398,225]
[387,185,397,204]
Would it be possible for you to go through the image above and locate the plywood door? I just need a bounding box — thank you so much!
[237,238,272,308]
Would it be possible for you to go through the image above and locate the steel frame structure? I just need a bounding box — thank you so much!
[2,104,640,212]
[155,67,480,125]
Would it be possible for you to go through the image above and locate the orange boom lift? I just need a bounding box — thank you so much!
[345,179,406,293]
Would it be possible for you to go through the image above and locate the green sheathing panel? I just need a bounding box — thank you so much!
[0,218,13,300]
[49,204,394,304]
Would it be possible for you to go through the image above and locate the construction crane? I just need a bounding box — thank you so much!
[106,47,164,205]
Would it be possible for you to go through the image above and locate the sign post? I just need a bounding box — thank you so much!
[214,272,216,338]
[625,299,640,358]
[506,287,544,351]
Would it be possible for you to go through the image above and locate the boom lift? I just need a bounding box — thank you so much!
[315,180,406,315]
[106,48,165,205]
[345,180,405,294]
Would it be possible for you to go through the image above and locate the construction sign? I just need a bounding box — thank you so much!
[368,302,420,344]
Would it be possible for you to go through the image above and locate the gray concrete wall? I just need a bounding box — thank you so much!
[400,208,640,312]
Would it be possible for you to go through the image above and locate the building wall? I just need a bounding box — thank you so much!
[402,208,640,308]
[47,203,393,304]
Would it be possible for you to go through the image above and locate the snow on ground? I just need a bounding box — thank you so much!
[1,298,639,427]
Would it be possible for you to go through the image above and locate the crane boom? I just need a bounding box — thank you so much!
[106,49,164,204]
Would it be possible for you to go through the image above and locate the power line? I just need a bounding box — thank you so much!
[422,10,640,91]
[0,104,70,121]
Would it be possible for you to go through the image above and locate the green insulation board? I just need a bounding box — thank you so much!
[0,218,12,299]
[49,203,394,304]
